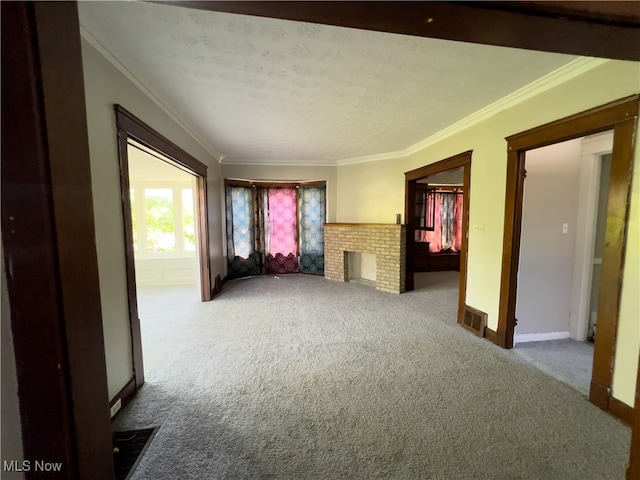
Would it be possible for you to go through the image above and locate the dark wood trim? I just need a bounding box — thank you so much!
[160,1,640,61]
[627,352,640,479]
[589,379,611,411]
[404,151,471,329]
[225,178,327,189]
[115,105,207,177]
[499,97,639,418]
[115,106,214,392]
[592,118,637,389]
[405,151,472,181]
[609,397,634,426]
[116,130,145,389]
[109,377,136,422]
[1,2,114,477]
[484,327,499,344]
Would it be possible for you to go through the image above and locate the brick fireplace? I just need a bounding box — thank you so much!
[324,223,406,294]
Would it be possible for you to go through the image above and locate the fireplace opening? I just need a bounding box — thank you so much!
[348,252,376,287]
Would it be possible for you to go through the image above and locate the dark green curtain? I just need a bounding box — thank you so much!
[298,185,326,275]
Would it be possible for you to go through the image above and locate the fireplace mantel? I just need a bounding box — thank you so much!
[324,223,406,294]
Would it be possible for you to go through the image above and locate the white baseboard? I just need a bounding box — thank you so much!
[514,331,571,344]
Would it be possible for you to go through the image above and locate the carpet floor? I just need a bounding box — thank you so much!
[117,273,631,479]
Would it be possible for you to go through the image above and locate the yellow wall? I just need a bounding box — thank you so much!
[336,59,640,406]
[81,39,224,399]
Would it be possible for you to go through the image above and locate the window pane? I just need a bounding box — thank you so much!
[130,188,137,252]
[145,188,175,252]
[182,188,195,251]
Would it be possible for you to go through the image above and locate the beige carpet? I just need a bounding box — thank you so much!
[116,273,631,479]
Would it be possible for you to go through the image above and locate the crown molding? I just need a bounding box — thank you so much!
[336,57,609,167]
[79,25,223,163]
[220,158,337,168]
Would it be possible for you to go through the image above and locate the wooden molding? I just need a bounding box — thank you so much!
[225,178,326,188]
[405,151,473,181]
[404,151,471,328]
[498,95,639,358]
[484,327,499,345]
[589,380,611,411]
[609,397,634,426]
[115,105,208,177]
[1,2,114,477]
[159,1,640,61]
[115,105,214,392]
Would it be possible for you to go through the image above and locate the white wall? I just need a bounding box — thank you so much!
[335,59,640,406]
[1,249,25,479]
[81,39,223,399]
[515,139,582,336]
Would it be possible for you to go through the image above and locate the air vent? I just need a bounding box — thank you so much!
[461,305,488,337]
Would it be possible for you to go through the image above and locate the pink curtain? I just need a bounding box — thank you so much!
[452,193,463,252]
[422,194,442,253]
[268,188,298,255]
[420,193,463,253]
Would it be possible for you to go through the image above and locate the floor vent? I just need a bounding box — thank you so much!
[461,305,488,337]
[113,427,158,480]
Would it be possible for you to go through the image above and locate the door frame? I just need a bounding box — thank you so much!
[115,105,212,389]
[404,151,472,327]
[496,95,638,414]
[1,2,114,476]
[569,132,613,341]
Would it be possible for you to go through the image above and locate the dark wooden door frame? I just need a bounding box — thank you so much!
[115,105,212,389]
[1,2,114,478]
[496,95,639,416]
[165,1,640,61]
[404,151,472,327]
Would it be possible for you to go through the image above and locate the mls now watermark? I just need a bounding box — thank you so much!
[4,460,63,473]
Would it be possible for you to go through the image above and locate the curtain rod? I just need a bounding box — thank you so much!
[225,178,326,188]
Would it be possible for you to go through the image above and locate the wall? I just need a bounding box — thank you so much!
[81,39,223,399]
[335,59,640,406]
[220,163,338,222]
[1,249,25,479]
[515,139,582,337]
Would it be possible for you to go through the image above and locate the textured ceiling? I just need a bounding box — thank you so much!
[79,2,577,165]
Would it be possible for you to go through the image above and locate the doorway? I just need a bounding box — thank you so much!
[404,151,471,328]
[497,95,638,417]
[513,132,613,395]
[116,106,212,389]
